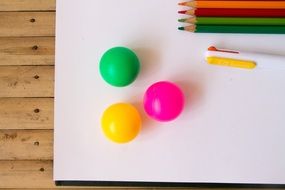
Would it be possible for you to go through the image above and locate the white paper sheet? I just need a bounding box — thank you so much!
[55,0,285,184]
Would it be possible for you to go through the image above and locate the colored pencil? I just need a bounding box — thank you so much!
[178,1,285,9]
[178,17,285,25]
[178,9,285,17]
[178,25,285,34]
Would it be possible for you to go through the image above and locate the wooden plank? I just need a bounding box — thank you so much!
[0,98,53,129]
[0,0,55,11]
[0,12,55,37]
[0,37,55,66]
[0,66,54,97]
[0,160,55,188]
[0,130,53,160]
[0,160,156,188]
[0,162,165,189]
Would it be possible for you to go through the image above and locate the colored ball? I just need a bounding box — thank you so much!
[143,81,184,122]
[99,47,140,87]
[101,103,141,143]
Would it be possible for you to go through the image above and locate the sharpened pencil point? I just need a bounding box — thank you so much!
[178,2,187,6]
[178,18,187,23]
[178,26,185,31]
[178,10,187,14]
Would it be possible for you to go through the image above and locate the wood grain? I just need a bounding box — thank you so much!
[0,66,54,97]
[0,130,53,160]
[0,0,55,11]
[0,161,55,188]
[0,12,55,37]
[0,37,55,66]
[0,0,56,189]
[0,160,186,189]
[0,98,53,129]
[0,162,183,188]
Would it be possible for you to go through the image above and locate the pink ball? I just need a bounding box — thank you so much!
[143,81,184,122]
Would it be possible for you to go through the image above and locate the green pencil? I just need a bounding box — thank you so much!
[178,17,285,26]
[178,25,285,34]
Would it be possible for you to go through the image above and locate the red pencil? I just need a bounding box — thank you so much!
[178,8,285,17]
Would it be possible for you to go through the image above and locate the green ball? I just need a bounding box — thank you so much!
[99,47,140,87]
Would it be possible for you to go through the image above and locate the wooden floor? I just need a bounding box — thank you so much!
[0,0,55,188]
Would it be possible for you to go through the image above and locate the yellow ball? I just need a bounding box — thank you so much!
[101,103,141,143]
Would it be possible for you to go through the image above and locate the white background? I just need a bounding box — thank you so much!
[55,0,285,184]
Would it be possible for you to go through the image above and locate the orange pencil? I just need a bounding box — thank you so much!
[178,1,285,9]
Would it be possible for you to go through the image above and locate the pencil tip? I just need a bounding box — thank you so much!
[178,2,187,6]
[178,10,187,14]
[178,26,185,31]
[178,18,187,22]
